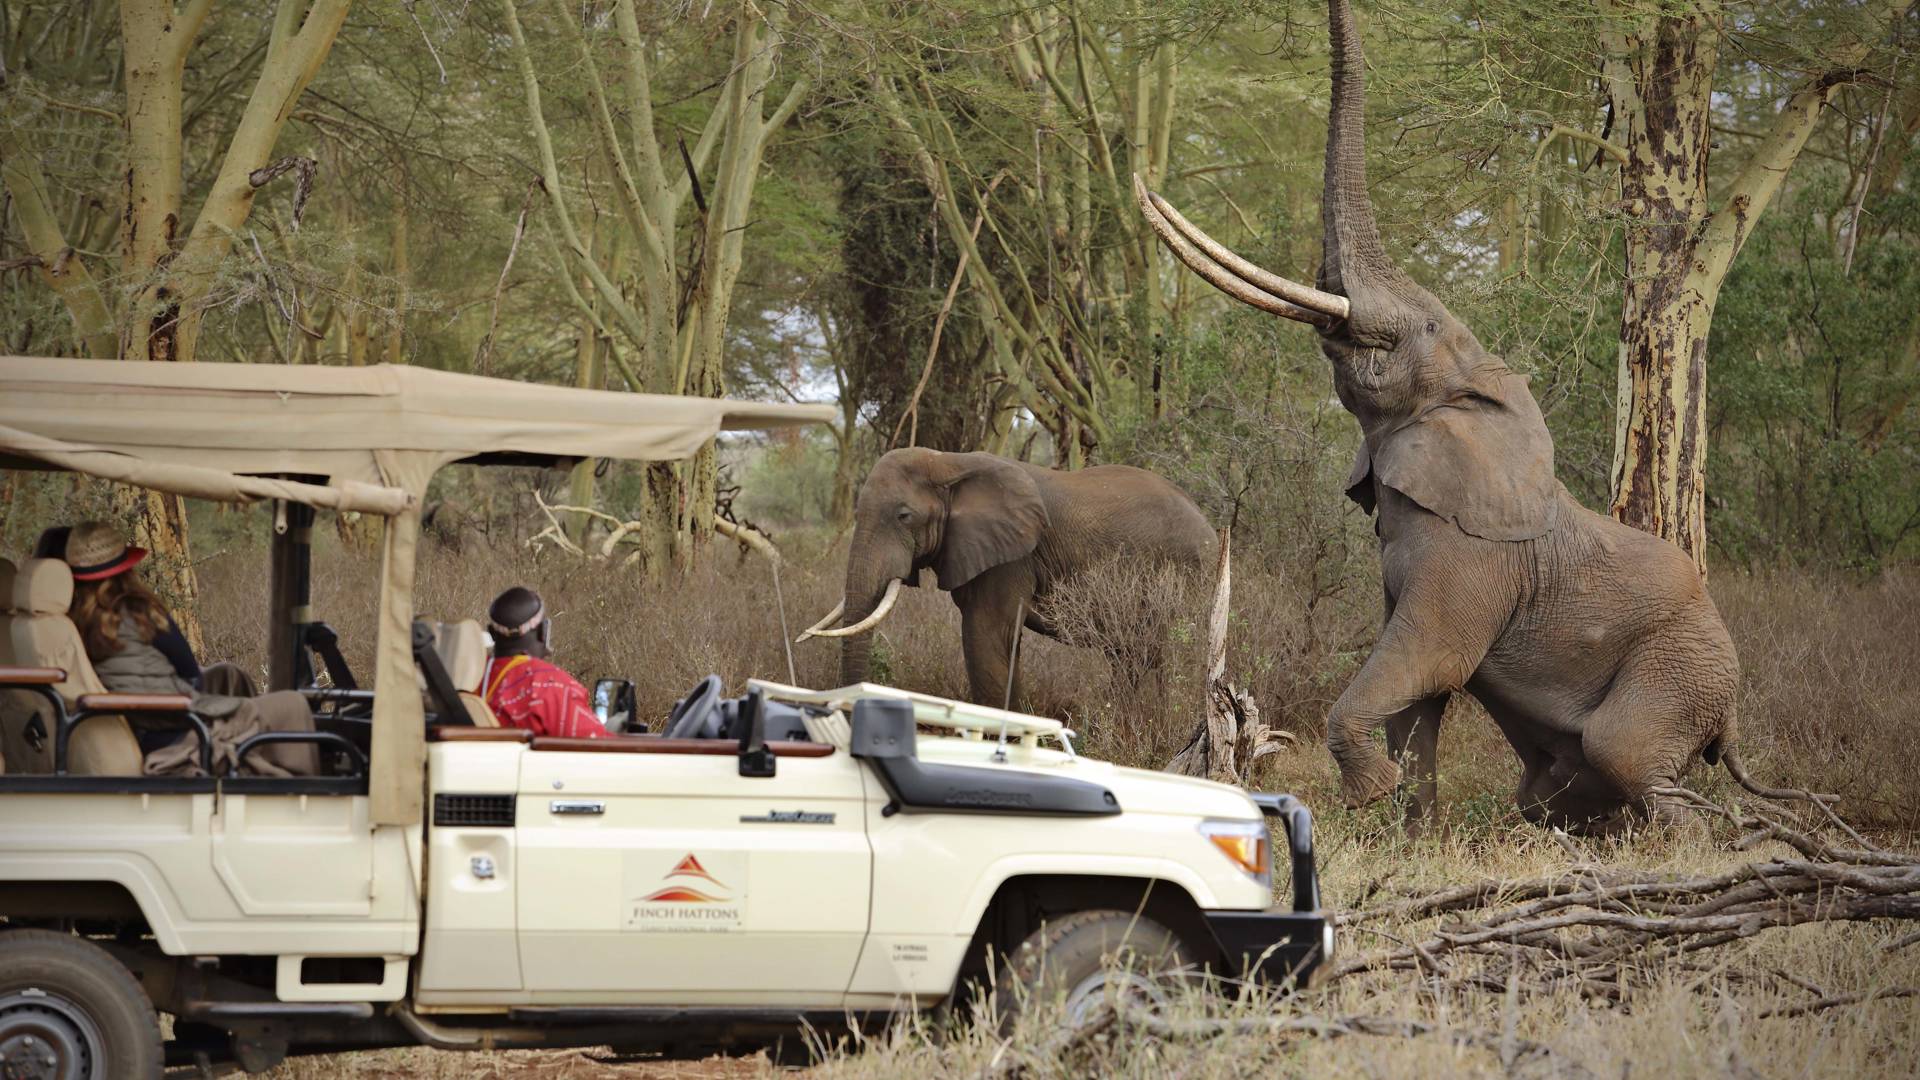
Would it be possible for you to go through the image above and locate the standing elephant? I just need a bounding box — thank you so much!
[1135,0,1779,833]
[798,448,1216,710]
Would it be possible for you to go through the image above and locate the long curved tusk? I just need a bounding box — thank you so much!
[1132,175,1348,327]
[802,579,903,640]
[1148,189,1351,322]
[794,600,846,643]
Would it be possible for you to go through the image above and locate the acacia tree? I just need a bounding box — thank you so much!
[856,3,1203,466]
[1599,0,1913,570]
[2,0,353,639]
[497,0,807,574]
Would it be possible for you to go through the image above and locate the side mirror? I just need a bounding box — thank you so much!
[592,678,637,734]
[736,688,776,778]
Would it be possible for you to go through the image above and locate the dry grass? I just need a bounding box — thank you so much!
[265,812,1920,1079]
[186,533,1920,1078]
[198,535,1919,826]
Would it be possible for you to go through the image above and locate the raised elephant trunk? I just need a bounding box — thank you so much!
[1321,0,1406,300]
[1132,0,1422,323]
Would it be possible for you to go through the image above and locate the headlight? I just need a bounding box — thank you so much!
[1198,818,1271,889]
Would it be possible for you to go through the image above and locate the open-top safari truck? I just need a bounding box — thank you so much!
[0,356,1330,1076]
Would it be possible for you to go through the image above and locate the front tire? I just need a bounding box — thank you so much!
[993,910,1194,1030]
[0,929,162,1080]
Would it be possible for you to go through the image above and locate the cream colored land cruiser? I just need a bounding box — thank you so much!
[0,357,1329,1077]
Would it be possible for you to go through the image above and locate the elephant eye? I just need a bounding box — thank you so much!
[895,507,913,525]
[1425,319,1438,334]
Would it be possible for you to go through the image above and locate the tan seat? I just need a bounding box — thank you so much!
[4,559,144,776]
[429,619,498,728]
[1,556,56,775]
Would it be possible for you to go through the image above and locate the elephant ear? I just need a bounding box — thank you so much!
[1369,372,1559,541]
[933,453,1050,590]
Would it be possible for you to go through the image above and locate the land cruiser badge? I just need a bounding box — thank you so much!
[739,809,835,824]
[624,853,745,932]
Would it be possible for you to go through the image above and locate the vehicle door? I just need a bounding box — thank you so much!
[514,738,872,1005]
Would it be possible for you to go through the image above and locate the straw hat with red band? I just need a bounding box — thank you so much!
[64,521,149,581]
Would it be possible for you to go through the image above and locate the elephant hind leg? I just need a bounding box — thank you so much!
[1513,745,1631,833]
[1578,664,1721,832]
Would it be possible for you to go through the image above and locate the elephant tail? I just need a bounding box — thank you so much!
[1719,744,1841,806]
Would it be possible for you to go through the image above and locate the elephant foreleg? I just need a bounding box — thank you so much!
[954,562,1038,709]
[1328,582,1500,813]
[1385,694,1447,835]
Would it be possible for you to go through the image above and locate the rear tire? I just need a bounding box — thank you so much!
[993,909,1193,1030]
[0,929,162,1080]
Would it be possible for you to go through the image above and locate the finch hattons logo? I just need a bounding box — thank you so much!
[640,854,731,903]
[625,852,744,931]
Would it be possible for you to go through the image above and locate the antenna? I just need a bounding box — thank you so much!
[994,601,1024,763]
[771,559,798,685]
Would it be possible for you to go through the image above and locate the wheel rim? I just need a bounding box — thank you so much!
[0,990,104,1080]
[1061,965,1174,1027]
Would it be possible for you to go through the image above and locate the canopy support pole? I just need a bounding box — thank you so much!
[267,499,315,691]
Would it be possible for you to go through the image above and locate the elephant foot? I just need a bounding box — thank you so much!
[1339,757,1402,810]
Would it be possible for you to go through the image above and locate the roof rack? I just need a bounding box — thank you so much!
[746,680,1075,755]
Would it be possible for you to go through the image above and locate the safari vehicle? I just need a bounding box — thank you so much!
[0,357,1330,1076]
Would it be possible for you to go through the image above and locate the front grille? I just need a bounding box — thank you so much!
[433,793,516,827]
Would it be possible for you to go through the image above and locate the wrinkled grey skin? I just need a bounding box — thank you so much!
[1305,0,1738,833]
[837,448,1216,709]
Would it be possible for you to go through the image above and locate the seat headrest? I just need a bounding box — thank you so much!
[0,558,15,614]
[14,558,74,615]
[434,619,490,694]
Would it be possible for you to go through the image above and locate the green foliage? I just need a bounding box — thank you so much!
[3,0,1915,570]
[1706,176,1920,569]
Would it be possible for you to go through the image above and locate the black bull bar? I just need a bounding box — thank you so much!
[1202,792,1333,985]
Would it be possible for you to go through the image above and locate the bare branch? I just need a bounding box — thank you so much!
[247,156,317,230]
[474,179,542,375]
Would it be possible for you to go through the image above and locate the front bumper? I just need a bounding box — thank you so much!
[1203,791,1333,985]
[1205,908,1334,985]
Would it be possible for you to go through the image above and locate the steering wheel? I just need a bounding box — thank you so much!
[663,675,726,740]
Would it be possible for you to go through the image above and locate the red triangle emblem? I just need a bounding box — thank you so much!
[665,853,724,888]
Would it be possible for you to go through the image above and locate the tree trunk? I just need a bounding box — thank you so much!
[567,323,604,546]
[5,0,353,645]
[1601,0,1910,573]
[1165,531,1291,783]
[1602,7,1719,569]
[501,0,804,576]
[0,137,119,358]
[120,0,192,363]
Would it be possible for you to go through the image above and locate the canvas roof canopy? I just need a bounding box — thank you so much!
[1,356,834,825]
[0,356,835,502]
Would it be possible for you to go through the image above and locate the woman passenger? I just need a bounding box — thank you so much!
[63,521,318,776]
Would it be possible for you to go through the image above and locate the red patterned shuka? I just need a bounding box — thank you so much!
[483,654,612,739]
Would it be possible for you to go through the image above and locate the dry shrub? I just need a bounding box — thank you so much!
[1031,558,1211,765]
[1712,569,1920,830]
[192,533,1920,829]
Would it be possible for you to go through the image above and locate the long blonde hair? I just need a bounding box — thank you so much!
[71,571,171,661]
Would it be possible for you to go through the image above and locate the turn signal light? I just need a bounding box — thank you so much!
[1199,819,1271,887]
